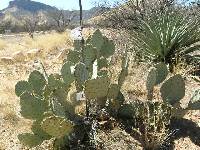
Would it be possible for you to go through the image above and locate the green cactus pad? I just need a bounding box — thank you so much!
[83,45,97,67]
[116,91,125,103]
[61,62,75,86]
[107,84,120,99]
[53,136,70,150]
[100,37,115,58]
[52,99,66,117]
[41,115,73,138]
[20,92,48,120]
[146,67,157,92]
[51,88,68,106]
[155,63,168,85]
[118,68,128,88]
[118,104,135,119]
[67,50,80,64]
[18,133,44,148]
[52,88,75,116]
[98,70,108,77]
[160,74,185,105]
[48,74,64,90]
[28,71,46,95]
[15,81,32,97]
[188,89,200,110]
[90,29,104,50]
[31,120,52,139]
[74,40,81,51]
[74,63,89,91]
[98,58,109,69]
[85,77,110,99]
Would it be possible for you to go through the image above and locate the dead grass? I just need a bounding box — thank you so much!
[24,32,73,54]
[0,32,73,59]
[0,39,6,50]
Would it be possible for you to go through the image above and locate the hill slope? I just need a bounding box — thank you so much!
[0,0,103,29]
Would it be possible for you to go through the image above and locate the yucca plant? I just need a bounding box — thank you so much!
[133,12,200,72]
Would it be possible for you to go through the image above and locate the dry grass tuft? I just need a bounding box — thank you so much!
[0,39,6,50]
[24,32,73,54]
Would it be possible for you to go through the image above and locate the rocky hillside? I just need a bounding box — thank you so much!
[5,0,57,12]
[0,0,103,27]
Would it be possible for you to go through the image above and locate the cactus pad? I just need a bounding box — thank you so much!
[100,37,115,58]
[28,70,46,95]
[73,40,81,51]
[155,62,168,85]
[118,68,128,88]
[18,133,44,148]
[83,45,97,67]
[15,81,32,97]
[90,29,104,50]
[74,63,89,91]
[85,77,110,99]
[61,62,75,86]
[98,70,108,77]
[146,67,157,92]
[52,98,66,117]
[98,58,109,69]
[107,84,120,99]
[41,115,73,138]
[31,120,52,139]
[48,74,64,90]
[160,74,185,105]
[67,50,80,64]
[20,92,47,120]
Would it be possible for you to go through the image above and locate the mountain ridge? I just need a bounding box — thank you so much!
[0,0,102,28]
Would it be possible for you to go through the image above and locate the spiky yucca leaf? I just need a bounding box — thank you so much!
[134,12,200,66]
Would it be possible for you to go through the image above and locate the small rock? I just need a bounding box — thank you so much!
[12,51,26,62]
[0,57,14,65]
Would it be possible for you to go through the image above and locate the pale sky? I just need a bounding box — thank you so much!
[0,0,121,10]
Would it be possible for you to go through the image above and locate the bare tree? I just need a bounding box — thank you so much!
[49,9,76,32]
[21,13,40,38]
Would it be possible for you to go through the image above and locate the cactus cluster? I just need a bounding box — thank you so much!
[15,29,128,149]
[15,70,75,148]
[146,62,200,116]
[119,100,172,149]
[117,62,200,149]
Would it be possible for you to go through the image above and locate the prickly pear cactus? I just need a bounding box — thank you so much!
[154,62,168,85]
[15,67,76,148]
[145,63,185,105]
[119,100,172,149]
[160,74,185,105]
[41,115,73,138]
[15,29,128,149]
[146,68,157,100]
[85,77,110,100]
